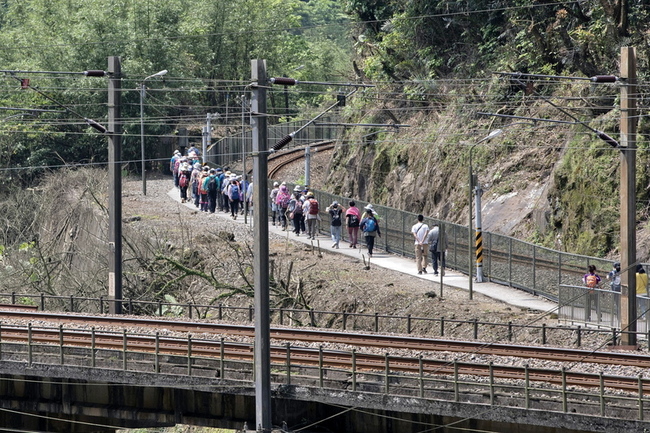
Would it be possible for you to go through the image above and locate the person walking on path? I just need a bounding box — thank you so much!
[412,214,429,274]
[227,176,242,219]
[269,182,280,225]
[303,192,320,240]
[326,201,344,248]
[204,168,220,213]
[345,200,361,248]
[427,223,446,275]
[170,150,181,188]
[360,205,380,257]
[288,186,304,235]
[275,183,291,230]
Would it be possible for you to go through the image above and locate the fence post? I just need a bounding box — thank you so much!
[577,326,582,347]
[40,293,45,311]
[187,335,193,376]
[70,295,74,313]
[453,359,459,402]
[542,324,547,345]
[384,353,390,394]
[562,367,568,412]
[123,330,127,371]
[59,324,64,365]
[508,237,513,286]
[419,355,424,398]
[600,371,605,416]
[28,323,32,366]
[440,317,445,337]
[220,337,225,379]
[374,313,379,332]
[319,346,324,388]
[91,327,96,368]
[407,314,412,334]
[508,321,513,341]
[352,349,357,392]
[286,343,291,385]
[525,364,530,409]
[489,361,494,405]
[638,374,644,420]
[155,332,160,373]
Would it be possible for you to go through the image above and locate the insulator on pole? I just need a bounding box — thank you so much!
[85,118,108,134]
[590,75,618,83]
[597,131,620,148]
[270,77,297,86]
[272,133,294,151]
[84,70,108,77]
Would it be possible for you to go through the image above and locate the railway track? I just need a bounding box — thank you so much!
[0,316,648,394]
[1,310,648,369]
[267,141,335,179]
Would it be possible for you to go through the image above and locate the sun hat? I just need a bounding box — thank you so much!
[306,191,314,197]
[193,162,201,170]
[293,185,302,192]
[274,182,279,187]
[364,204,374,211]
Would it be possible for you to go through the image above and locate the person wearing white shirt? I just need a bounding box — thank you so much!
[411,214,429,275]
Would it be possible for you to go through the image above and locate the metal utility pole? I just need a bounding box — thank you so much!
[251,59,272,432]
[620,47,638,346]
[140,69,167,195]
[304,146,311,188]
[108,56,122,314]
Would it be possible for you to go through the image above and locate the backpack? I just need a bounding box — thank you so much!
[348,214,359,226]
[179,172,190,188]
[363,217,377,232]
[207,176,218,193]
[229,184,240,201]
[308,198,319,215]
[277,192,290,208]
[585,274,598,288]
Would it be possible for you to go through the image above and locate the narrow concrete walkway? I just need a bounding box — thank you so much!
[169,189,557,313]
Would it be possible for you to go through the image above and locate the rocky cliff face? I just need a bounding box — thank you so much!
[323,93,650,261]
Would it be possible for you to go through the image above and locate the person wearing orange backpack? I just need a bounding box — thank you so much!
[582,264,601,321]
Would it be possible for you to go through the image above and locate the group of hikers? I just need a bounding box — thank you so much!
[170,150,252,219]
[268,182,386,258]
[170,149,447,274]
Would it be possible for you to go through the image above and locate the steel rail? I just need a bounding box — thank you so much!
[0,323,648,393]
[1,310,648,368]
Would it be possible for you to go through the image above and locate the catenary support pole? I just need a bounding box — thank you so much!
[620,47,638,346]
[474,181,484,282]
[108,56,122,314]
[251,59,272,432]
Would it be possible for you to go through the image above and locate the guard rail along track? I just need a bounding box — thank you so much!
[2,316,650,423]
[2,310,650,369]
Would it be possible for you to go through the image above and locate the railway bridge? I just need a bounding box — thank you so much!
[0,317,647,433]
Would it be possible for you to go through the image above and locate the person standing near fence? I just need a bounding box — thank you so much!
[636,265,648,297]
[412,214,429,274]
[582,265,601,321]
[607,262,621,292]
